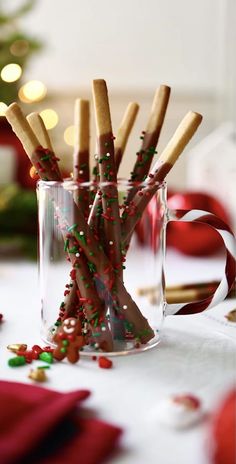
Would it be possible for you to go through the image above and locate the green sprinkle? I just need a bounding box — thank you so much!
[85,283,90,289]
[68,246,79,254]
[60,347,67,353]
[40,154,51,161]
[8,356,26,367]
[64,238,69,252]
[62,340,69,346]
[89,251,94,256]
[39,352,53,364]
[38,365,51,369]
[68,223,78,232]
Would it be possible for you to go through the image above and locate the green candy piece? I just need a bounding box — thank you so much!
[62,340,69,346]
[39,352,53,364]
[60,347,67,353]
[8,356,26,367]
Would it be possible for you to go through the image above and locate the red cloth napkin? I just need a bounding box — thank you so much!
[0,381,122,464]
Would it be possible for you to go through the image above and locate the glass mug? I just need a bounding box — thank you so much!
[37,180,236,356]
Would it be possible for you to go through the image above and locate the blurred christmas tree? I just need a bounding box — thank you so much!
[0,0,43,106]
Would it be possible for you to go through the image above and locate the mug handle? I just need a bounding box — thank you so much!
[165,209,236,316]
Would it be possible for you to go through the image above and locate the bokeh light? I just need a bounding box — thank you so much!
[10,40,29,57]
[64,125,75,146]
[40,109,59,130]
[0,102,8,116]
[18,80,47,103]
[1,63,22,83]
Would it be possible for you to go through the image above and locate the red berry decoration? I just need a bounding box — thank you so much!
[98,356,113,369]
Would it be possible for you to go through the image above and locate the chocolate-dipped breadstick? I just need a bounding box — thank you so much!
[73,99,90,183]
[92,79,122,269]
[6,103,154,345]
[6,104,62,182]
[127,85,170,198]
[27,112,61,179]
[115,102,139,170]
[92,79,126,339]
[89,102,139,227]
[73,99,90,218]
[122,111,203,246]
[26,112,82,324]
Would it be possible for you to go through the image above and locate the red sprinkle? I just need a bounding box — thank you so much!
[98,356,113,369]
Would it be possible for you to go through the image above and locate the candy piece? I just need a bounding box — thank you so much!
[8,356,26,367]
[32,345,43,354]
[98,356,113,369]
[28,368,47,382]
[53,318,85,364]
[225,309,236,323]
[7,344,27,353]
[154,394,203,429]
[39,352,53,364]
[42,346,54,353]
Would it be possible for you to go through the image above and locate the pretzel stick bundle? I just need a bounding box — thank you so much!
[6,102,154,345]
[121,111,203,246]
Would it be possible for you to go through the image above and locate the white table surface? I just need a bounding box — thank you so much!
[0,249,235,464]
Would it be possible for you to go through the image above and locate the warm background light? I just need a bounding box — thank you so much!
[18,80,47,103]
[1,63,22,83]
[0,102,8,116]
[64,125,75,146]
[40,109,59,130]
[10,40,29,57]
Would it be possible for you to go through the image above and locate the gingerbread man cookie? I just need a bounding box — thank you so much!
[53,318,85,363]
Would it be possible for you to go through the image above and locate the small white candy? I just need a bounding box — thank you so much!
[94,343,99,349]
[152,395,203,429]
[79,170,83,174]
[109,241,113,245]
[123,305,128,310]
[101,326,106,332]
[79,231,84,235]
[94,154,99,160]
[75,253,80,258]
[89,204,93,209]
[106,153,110,157]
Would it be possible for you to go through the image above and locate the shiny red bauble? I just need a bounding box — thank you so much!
[135,190,231,256]
[167,191,231,256]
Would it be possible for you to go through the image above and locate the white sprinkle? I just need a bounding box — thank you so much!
[101,326,106,332]
[75,253,80,258]
[79,170,83,174]
[79,231,84,235]
[83,329,88,334]
[89,204,92,208]
[123,305,128,310]
[109,241,113,245]
[106,153,110,157]
[94,343,99,349]
[94,154,99,160]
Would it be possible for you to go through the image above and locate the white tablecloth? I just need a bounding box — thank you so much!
[0,250,235,464]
